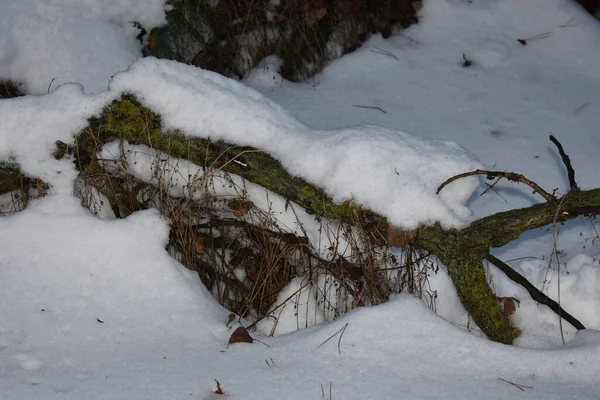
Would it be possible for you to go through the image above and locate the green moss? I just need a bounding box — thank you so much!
[419,223,518,344]
[0,161,48,212]
[75,95,368,226]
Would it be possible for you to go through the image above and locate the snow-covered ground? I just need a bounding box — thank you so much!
[1,0,600,399]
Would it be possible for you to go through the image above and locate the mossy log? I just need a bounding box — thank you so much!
[76,96,373,225]
[74,96,598,344]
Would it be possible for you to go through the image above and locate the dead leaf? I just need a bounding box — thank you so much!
[228,326,253,345]
[227,199,254,217]
[387,226,415,248]
[195,235,206,253]
[305,8,327,26]
[214,379,224,395]
[226,313,236,327]
[498,297,520,316]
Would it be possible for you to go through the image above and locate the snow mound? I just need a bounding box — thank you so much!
[109,57,482,229]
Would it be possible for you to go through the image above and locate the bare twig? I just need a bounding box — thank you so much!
[549,135,578,190]
[246,264,330,331]
[485,253,585,330]
[47,77,57,94]
[352,104,387,114]
[559,18,575,28]
[498,378,533,391]
[370,47,399,61]
[551,192,572,344]
[517,31,553,45]
[482,180,508,203]
[480,177,501,197]
[317,322,349,354]
[321,382,333,400]
[437,169,556,203]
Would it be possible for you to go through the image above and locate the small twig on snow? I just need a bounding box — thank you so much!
[559,18,576,28]
[549,135,578,190]
[47,77,57,94]
[352,104,387,114]
[317,322,349,354]
[498,377,533,391]
[370,47,399,61]
[517,31,553,46]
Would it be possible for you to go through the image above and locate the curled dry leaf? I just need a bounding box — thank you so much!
[227,199,254,217]
[498,297,520,316]
[228,326,253,345]
[214,379,224,395]
[305,8,327,26]
[226,313,236,327]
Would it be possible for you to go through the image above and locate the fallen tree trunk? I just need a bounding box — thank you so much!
[75,96,374,224]
[71,96,592,344]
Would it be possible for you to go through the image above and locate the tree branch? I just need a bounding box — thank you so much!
[484,253,585,330]
[437,169,556,203]
[549,135,578,190]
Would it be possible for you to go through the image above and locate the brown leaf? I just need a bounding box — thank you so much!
[214,380,224,395]
[498,297,520,316]
[387,226,415,248]
[227,199,254,217]
[228,326,253,345]
[305,8,327,26]
[194,235,206,253]
[226,313,236,327]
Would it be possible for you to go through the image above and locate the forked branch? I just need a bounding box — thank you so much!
[437,169,556,203]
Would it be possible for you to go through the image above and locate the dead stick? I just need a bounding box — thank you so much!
[498,378,533,391]
[549,135,578,190]
[485,253,585,330]
[437,169,555,203]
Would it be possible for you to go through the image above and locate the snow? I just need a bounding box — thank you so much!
[1,0,600,399]
[246,0,600,218]
[0,0,167,94]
